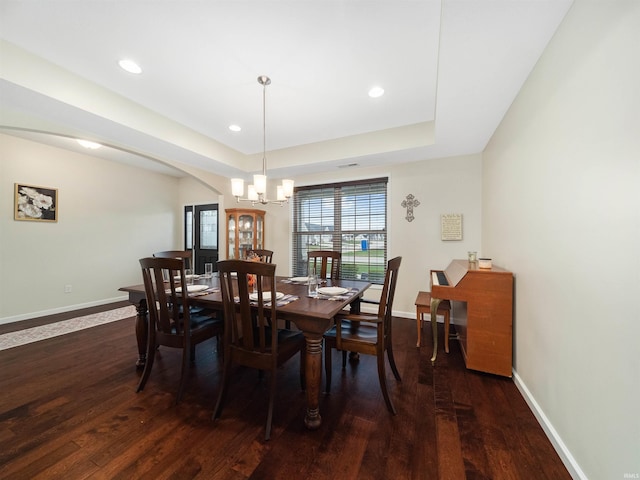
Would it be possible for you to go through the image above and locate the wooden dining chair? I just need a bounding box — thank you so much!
[323,256,402,414]
[153,249,208,316]
[153,250,193,269]
[308,250,341,280]
[213,259,306,441]
[137,257,223,404]
[250,249,274,263]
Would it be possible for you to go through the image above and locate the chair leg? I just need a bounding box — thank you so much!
[342,350,348,368]
[444,311,450,353]
[324,340,332,393]
[136,340,156,393]
[176,343,191,404]
[265,370,277,441]
[386,343,402,382]
[213,357,232,420]
[377,352,396,415]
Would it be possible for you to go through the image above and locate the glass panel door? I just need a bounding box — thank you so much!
[184,204,219,273]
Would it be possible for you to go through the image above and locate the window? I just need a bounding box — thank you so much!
[292,177,388,284]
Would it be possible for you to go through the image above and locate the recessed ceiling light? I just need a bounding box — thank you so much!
[229,124,241,132]
[368,86,385,98]
[77,139,102,149]
[118,59,142,74]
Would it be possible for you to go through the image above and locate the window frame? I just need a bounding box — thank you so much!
[291,177,388,284]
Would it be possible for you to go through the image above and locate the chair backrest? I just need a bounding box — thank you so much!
[307,250,341,280]
[377,256,402,335]
[139,257,191,337]
[217,259,279,358]
[153,250,193,270]
[250,249,274,263]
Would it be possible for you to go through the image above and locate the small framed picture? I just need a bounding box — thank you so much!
[14,183,58,222]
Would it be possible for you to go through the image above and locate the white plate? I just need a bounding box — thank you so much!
[249,291,285,302]
[174,274,200,281]
[290,276,310,283]
[175,284,209,293]
[317,286,349,296]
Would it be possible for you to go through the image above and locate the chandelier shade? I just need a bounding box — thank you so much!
[231,75,294,206]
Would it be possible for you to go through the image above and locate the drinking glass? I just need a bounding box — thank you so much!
[204,263,213,278]
[308,264,318,297]
[185,269,194,285]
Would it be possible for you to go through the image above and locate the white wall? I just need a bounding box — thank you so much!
[0,134,180,322]
[483,1,640,479]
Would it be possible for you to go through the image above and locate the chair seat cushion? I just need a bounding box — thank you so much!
[237,327,304,353]
[171,315,223,334]
[325,321,378,342]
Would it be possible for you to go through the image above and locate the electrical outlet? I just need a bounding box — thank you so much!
[64,284,72,293]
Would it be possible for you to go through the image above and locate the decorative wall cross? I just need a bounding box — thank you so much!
[401,194,420,222]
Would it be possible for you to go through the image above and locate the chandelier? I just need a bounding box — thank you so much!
[231,75,294,206]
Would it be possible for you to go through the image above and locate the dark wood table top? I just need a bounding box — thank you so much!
[120,276,371,334]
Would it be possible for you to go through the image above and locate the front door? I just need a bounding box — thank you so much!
[185,204,219,274]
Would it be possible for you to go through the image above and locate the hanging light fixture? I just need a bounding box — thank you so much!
[231,75,294,206]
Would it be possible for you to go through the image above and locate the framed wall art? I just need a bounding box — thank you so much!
[440,213,462,241]
[14,183,58,222]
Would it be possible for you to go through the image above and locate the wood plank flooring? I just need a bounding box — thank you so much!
[0,305,571,479]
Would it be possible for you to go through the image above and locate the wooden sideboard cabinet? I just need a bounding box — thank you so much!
[225,208,265,260]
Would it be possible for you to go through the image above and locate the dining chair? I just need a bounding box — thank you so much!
[250,249,274,263]
[323,256,402,414]
[137,257,223,404]
[153,250,193,269]
[153,249,208,316]
[213,259,306,441]
[307,250,341,280]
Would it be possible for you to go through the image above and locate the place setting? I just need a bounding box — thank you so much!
[309,286,357,301]
[172,284,220,296]
[237,291,300,307]
[281,276,310,284]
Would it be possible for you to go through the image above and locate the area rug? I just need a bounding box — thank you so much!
[0,306,136,352]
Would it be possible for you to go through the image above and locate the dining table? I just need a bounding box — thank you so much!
[119,275,371,430]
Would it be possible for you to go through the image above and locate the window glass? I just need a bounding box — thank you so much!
[292,178,388,283]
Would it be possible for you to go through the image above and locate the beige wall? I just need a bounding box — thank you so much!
[281,154,483,316]
[482,1,640,479]
[1,132,482,321]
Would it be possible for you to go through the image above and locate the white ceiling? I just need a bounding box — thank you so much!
[0,0,573,180]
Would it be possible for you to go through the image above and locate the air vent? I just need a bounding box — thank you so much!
[337,163,359,169]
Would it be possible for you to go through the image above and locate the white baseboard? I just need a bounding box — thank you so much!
[0,295,128,325]
[512,369,587,480]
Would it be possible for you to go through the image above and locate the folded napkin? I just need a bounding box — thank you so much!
[235,294,299,307]
[313,287,360,301]
[264,294,298,307]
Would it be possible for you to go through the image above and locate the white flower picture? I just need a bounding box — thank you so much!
[14,184,58,222]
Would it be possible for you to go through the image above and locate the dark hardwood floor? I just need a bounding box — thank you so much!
[0,306,571,479]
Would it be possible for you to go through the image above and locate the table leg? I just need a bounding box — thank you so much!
[302,333,323,429]
[134,299,148,369]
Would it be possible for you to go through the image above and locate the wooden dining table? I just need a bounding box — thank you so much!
[119,275,371,430]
